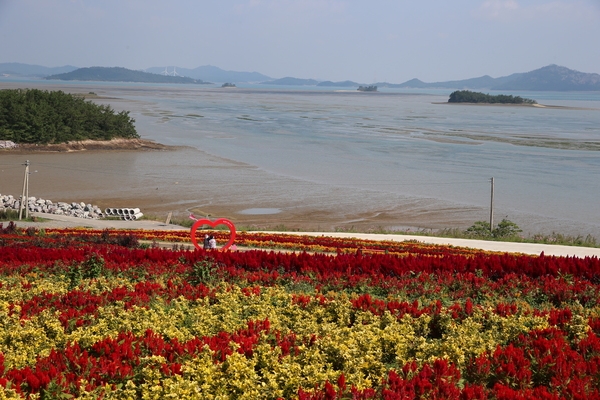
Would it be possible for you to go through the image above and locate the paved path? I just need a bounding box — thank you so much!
[16,212,187,231]
[267,232,600,258]
[7,213,600,258]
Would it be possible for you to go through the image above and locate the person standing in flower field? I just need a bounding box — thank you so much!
[209,235,217,249]
[203,234,210,250]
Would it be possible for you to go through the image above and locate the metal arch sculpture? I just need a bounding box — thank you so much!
[189,215,236,251]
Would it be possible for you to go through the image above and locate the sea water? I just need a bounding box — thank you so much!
[3,79,599,236]
[110,85,600,233]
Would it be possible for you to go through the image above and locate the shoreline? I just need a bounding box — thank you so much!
[2,145,599,238]
[1,138,175,154]
[0,146,489,234]
[433,102,597,110]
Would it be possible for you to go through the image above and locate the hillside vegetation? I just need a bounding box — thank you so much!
[0,88,138,144]
[448,90,537,104]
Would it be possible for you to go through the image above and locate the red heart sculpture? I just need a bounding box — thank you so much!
[190,218,236,251]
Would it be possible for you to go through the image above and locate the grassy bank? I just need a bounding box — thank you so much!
[333,225,599,248]
[0,209,47,223]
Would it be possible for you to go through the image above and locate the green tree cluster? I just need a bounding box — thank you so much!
[0,89,138,144]
[448,90,536,105]
[465,219,523,239]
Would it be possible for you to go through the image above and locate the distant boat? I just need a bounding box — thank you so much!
[221,82,236,88]
[357,85,377,92]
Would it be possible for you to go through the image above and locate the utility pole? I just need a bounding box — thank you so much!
[489,177,494,233]
[18,160,30,220]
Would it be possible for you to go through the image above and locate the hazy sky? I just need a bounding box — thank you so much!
[1,0,598,83]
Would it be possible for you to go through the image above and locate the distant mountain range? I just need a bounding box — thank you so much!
[0,62,78,77]
[145,65,271,83]
[387,74,521,90]
[385,65,600,91]
[2,63,599,91]
[262,77,320,86]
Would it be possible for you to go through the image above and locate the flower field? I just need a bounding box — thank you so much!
[1,223,600,399]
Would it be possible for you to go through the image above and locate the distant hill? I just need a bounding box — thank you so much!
[45,67,209,84]
[261,77,320,86]
[317,80,360,87]
[492,65,600,91]
[389,74,524,89]
[393,65,599,91]
[146,65,271,83]
[0,63,78,77]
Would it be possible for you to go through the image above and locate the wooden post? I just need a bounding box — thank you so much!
[165,211,172,224]
[489,177,494,233]
[25,163,30,219]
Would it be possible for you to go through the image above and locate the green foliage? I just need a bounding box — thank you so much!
[66,263,83,290]
[189,258,217,285]
[82,253,105,279]
[0,209,20,221]
[0,88,139,144]
[530,232,598,247]
[448,90,536,105]
[465,218,522,239]
[67,253,106,289]
[67,254,104,290]
[493,219,523,238]
[465,221,493,238]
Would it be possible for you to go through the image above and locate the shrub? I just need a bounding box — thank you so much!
[465,219,522,239]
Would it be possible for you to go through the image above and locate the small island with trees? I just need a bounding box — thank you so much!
[448,90,537,105]
[357,85,377,92]
[0,88,165,151]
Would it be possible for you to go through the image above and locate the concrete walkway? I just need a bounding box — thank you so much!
[7,213,600,258]
[13,212,188,231]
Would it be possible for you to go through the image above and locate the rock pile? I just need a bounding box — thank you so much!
[0,194,104,219]
[0,140,17,149]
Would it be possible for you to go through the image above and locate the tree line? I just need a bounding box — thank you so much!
[448,90,537,104]
[0,89,139,144]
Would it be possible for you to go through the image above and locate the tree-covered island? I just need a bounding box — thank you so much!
[448,90,537,104]
[0,89,139,145]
